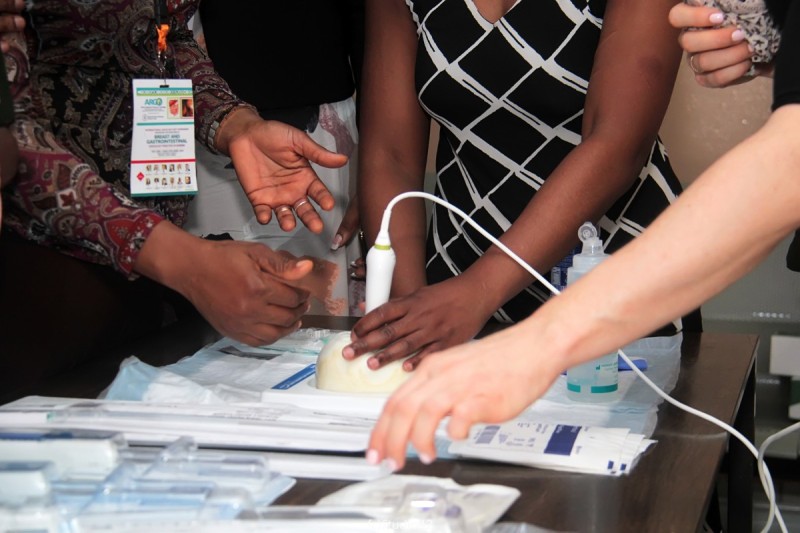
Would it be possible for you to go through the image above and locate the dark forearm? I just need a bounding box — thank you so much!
[465,0,683,311]
[358,142,430,295]
[359,0,432,295]
[459,135,648,312]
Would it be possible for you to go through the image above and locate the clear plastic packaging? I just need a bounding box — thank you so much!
[129,437,295,504]
[0,428,126,479]
[0,461,58,504]
[316,474,520,532]
[0,433,295,531]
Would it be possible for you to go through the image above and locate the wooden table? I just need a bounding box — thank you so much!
[26,314,757,533]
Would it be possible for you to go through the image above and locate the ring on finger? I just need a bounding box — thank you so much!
[275,205,292,215]
[688,54,702,74]
[293,199,309,210]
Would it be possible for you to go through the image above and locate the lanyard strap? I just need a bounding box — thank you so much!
[154,0,170,81]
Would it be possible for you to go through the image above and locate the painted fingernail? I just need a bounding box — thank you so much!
[419,453,434,465]
[709,12,724,24]
[330,233,343,251]
[731,29,745,42]
[366,449,380,465]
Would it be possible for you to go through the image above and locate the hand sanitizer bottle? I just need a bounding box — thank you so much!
[566,222,619,402]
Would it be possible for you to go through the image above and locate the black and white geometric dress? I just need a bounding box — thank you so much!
[407,0,685,323]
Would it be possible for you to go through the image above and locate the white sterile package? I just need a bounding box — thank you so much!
[214,327,334,357]
[103,355,247,405]
[317,475,520,533]
[449,422,655,476]
[440,335,679,475]
[97,330,679,476]
[0,396,376,451]
[102,330,396,418]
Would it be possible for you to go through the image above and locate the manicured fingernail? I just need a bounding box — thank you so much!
[419,453,434,465]
[384,458,398,472]
[330,233,343,251]
[709,12,724,24]
[731,29,745,42]
[366,449,379,465]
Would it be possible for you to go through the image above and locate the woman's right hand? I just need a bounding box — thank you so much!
[135,222,314,346]
[669,2,774,88]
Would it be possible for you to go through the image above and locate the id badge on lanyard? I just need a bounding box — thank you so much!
[130,0,198,197]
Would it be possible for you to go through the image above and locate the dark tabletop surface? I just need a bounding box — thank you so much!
[20,314,757,532]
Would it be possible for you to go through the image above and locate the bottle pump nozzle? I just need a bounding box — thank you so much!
[568,222,607,284]
[578,222,602,253]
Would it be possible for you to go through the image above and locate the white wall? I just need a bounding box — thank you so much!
[661,63,800,451]
[661,62,800,327]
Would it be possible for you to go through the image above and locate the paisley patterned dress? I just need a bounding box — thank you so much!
[3,0,249,276]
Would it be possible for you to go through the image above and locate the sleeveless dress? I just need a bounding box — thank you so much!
[406,0,685,323]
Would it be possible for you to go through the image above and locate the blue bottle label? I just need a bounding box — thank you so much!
[550,244,581,292]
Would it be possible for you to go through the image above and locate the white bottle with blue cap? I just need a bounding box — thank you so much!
[565,222,619,402]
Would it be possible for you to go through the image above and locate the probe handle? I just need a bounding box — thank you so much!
[365,244,396,313]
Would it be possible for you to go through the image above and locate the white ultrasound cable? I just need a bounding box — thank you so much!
[369,191,787,533]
